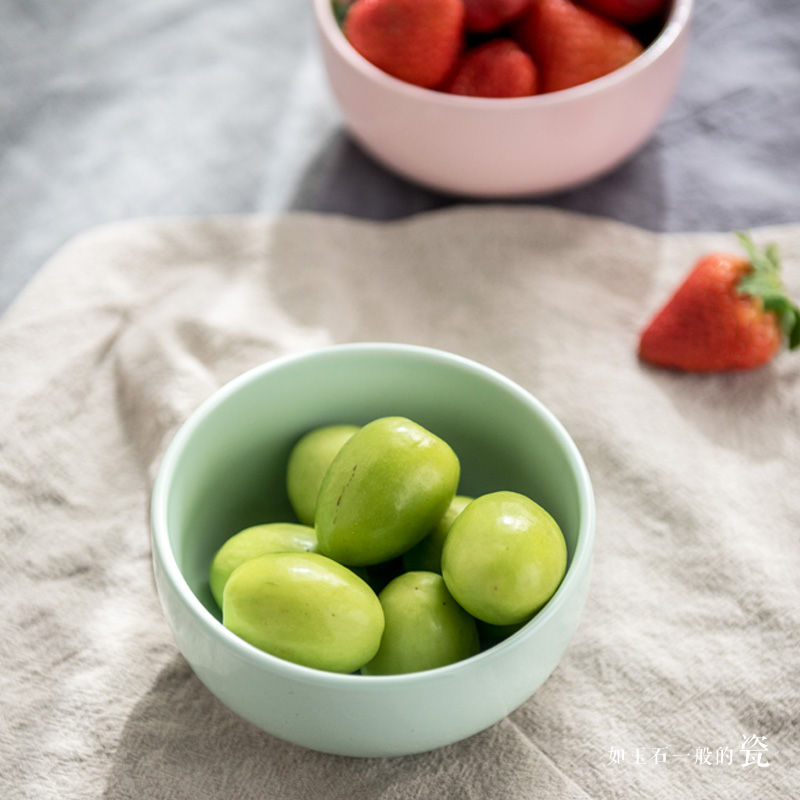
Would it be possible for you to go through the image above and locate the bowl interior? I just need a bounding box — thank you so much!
[158,344,591,631]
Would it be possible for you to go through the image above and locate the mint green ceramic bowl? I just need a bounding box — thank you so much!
[150,342,595,757]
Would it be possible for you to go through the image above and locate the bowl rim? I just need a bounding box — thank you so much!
[151,342,596,689]
[314,0,694,108]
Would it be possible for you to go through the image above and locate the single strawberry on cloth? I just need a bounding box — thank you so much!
[1,207,798,799]
[638,233,800,371]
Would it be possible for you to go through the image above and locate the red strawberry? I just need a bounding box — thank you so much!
[513,0,644,93]
[638,233,800,372]
[445,39,538,98]
[463,0,530,34]
[344,0,465,89]
[576,0,668,26]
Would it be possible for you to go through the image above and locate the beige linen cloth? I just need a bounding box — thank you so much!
[1,207,798,799]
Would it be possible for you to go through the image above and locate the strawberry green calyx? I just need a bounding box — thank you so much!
[736,232,800,350]
[332,0,353,27]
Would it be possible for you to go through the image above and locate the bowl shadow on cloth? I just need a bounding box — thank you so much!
[100,654,566,799]
[286,128,670,230]
[100,654,348,798]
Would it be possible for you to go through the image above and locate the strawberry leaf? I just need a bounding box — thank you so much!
[765,242,782,271]
[785,307,800,349]
[735,231,800,351]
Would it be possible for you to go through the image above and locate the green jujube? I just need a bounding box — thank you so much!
[286,424,360,525]
[315,416,460,566]
[209,522,318,609]
[442,491,567,626]
[222,551,384,673]
[361,571,480,675]
[401,494,473,574]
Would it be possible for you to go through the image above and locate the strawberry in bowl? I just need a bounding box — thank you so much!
[337,0,669,98]
[314,0,693,196]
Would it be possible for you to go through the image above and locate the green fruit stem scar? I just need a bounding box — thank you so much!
[333,463,358,524]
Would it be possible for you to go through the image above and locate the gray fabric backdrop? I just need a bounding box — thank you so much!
[1,0,800,315]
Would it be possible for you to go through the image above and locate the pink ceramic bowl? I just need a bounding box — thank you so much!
[313,0,693,197]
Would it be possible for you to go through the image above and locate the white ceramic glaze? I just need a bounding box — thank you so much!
[313,0,693,197]
[151,343,596,757]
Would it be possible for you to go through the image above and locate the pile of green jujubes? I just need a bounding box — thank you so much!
[209,417,567,675]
